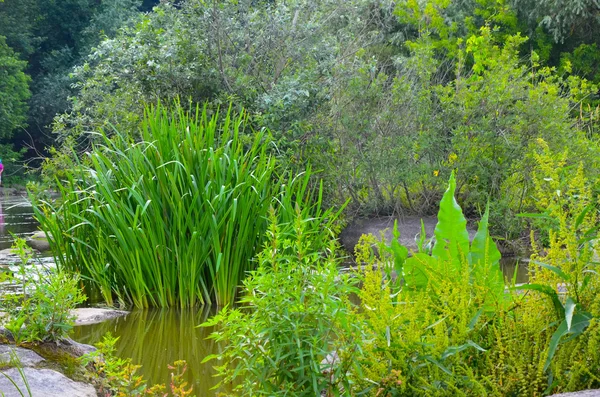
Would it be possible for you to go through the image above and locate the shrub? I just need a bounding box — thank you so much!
[353,172,600,396]
[202,207,361,396]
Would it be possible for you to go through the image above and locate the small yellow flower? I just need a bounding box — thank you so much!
[448,152,458,165]
[433,170,439,177]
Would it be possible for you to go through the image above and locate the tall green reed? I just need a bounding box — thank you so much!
[33,103,334,308]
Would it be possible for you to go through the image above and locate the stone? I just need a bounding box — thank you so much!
[339,216,477,255]
[34,338,97,358]
[72,307,129,326]
[0,187,18,196]
[550,391,600,397]
[0,345,44,367]
[0,368,96,397]
[25,231,51,252]
[0,249,23,265]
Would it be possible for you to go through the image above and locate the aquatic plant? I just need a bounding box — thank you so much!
[33,103,335,308]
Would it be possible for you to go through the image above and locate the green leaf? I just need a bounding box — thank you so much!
[469,204,501,268]
[511,283,565,318]
[468,204,505,306]
[387,220,408,277]
[441,340,486,360]
[544,312,591,372]
[422,355,453,375]
[530,260,570,282]
[468,308,483,331]
[403,253,433,289]
[417,219,427,253]
[574,203,593,229]
[564,297,576,331]
[432,172,470,270]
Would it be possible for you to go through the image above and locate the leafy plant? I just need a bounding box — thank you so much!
[80,333,193,397]
[353,172,600,395]
[0,238,86,343]
[34,102,335,308]
[202,207,361,396]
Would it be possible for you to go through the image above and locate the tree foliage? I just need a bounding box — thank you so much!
[0,36,30,139]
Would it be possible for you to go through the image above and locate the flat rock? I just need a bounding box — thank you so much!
[550,391,600,396]
[26,231,51,252]
[0,249,23,265]
[0,367,96,397]
[72,307,129,326]
[0,187,18,196]
[339,216,477,255]
[0,345,44,367]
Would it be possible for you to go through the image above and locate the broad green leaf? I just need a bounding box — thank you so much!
[530,260,570,282]
[564,297,576,331]
[469,204,501,268]
[388,220,408,277]
[403,253,433,290]
[432,172,470,270]
[544,312,591,372]
[468,204,505,306]
[511,283,564,318]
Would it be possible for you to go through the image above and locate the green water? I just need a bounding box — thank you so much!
[72,308,231,396]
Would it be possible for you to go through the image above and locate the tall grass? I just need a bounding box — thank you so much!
[33,104,336,308]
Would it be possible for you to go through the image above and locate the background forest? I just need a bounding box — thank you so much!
[2,0,600,239]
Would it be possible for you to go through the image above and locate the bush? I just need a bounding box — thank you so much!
[33,103,337,308]
[202,207,361,396]
[204,173,600,396]
[352,172,600,396]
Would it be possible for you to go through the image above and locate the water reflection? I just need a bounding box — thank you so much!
[500,257,529,284]
[0,195,38,250]
[72,308,231,395]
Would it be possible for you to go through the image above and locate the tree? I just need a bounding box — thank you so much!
[0,36,31,139]
[512,0,600,44]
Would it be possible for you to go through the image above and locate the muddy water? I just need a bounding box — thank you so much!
[72,308,231,395]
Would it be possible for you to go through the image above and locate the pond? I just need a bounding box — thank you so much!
[0,198,529,394]
[72,308,231,395]
[0,194,40,250]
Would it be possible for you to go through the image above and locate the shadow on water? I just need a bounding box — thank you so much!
[72,308,232,395]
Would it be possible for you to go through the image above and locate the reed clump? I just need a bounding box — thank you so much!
[33,104,334,308]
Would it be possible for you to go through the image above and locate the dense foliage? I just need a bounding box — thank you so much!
[0,35,30,140]
[22,0,596,239]
[203,209,361,395]
[206,173,600,395]
[0,0,157,173]
[33,104,340,308]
